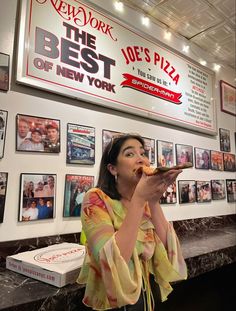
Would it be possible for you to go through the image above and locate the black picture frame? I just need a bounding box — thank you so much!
[160,182,177,204]
[63,174,94,217]
[102,129,123,152]
[226,179,236,203]
[0,110,8,158]
[220,80,236,117]
[223,153,236,172]
[157,140,174,167]
[16,114,60,153]
[0,172,8,223]
[178,180,196,204]
[194,147,210,169]
[175,144,193,166]
[18,173,56,221]
[142,136,155,165]
[210,150,224,171]
[67,123,95,165]
[219,128,231,152]
[211,179,226,200]
[196,181,211,203]
[0,53,10,91]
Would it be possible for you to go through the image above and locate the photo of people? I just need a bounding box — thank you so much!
[196,181,211,203]
[0,110,8,158]
[16,114,60,153]
[194,147,210,169]
[63,174,94,217]
[178,180,196,204]
[211,179,226,200]
[0,172,8,223]
[219,128,231,152]
[226,179,236,203]
[0,53,9,91]
[19,173,56,221]
[67,123,95,165]
[176,144,193,166]
[157,140,174,167]
[210,150,224,171]
[142,136,155,164]
[102,129,123,151]
[223,153,236,172]
[160,182,177,204]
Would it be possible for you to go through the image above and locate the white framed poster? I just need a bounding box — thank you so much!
[16,0,216,135]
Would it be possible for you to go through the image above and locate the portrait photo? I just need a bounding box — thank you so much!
[157,140,174,167]
[67,123,95,165]
[226,179,236,203]
[0,110,8,158]
[142,136,155,164]
[160,182,177,204]
[194,147,210,169]
[196,181,211,203]
[0,53,9,91]
[223,153,236,172]
[102,129,123,151]
[220,80,236,117]
[178,180,196,204]
[19,173,56,222]
[63,174,94,217]
[219,128,231,152]
[16,114,60,153]
[176,144,193,166]
[210,150,224,171]
[0,172,8,223]
[211,179,226,200]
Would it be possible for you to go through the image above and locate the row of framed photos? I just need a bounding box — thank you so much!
[0,111,235,171]
[0,172,235,223]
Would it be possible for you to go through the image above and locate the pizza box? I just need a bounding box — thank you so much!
[6,242,85,287]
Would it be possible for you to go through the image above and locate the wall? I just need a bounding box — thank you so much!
[0,0,235,242]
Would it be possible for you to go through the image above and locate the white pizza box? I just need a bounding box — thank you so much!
[6,242,85,287]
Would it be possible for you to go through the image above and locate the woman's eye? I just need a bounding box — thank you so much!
[126,152,134,157]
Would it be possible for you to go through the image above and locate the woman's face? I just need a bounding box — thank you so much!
[113,138,150,183]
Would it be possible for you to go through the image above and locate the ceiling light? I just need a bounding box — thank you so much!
[142,16,150,26]
[164,31,171,40]
[200,60,207,66]
[114,1,124,12]
[214,64,221,71]
[182,45,189,53]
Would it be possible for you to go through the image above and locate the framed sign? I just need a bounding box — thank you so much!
[220,80,236,117]
[16,0,216,135]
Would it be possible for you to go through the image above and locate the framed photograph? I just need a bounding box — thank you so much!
[0,172,8,223]
[220,80,236,117]
[63,174,94,217]
[0,110,8,158]
[211,179,226,200]
[160,182,177,204]
[178,180,196,204]
[223,153,236,172]
[67,123,95,165]
[210,150,224,171]
[102,129,123,151]
[16,114,60,153]
[219,128,231,152]
[142,136,155,164]
[176,144,193,166]
[157,140,174,167]
[0,53,10,91]
[196,181,211,203]
[18,173,56,221]
[194,147,210,169]
[226,179,236,203]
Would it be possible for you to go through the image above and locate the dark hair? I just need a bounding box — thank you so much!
[96,133,145,200]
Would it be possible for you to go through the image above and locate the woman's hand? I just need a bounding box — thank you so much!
[133,169,182,205]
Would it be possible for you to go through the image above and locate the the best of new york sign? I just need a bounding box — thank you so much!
[17,0,217,135]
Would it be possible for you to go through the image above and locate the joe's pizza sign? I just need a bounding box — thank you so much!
[17,0,216,135]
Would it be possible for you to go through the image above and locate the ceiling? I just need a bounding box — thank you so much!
[122,0,236,70]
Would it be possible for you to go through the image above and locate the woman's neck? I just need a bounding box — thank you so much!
[117,182,136,202]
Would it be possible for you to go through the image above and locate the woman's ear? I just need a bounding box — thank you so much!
[107,163,117,176]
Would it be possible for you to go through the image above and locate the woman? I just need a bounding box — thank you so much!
[77,134,187,310]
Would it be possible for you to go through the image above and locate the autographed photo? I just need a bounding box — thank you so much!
[63,174,94,217]
[16,114,60,153]
[176,144,193,166]
[157,140,174,167]
[0,172,8,223]
[19,173,56,222]
[0,110,8,158]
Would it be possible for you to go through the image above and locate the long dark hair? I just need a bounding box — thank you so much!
[96,133,145,200]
